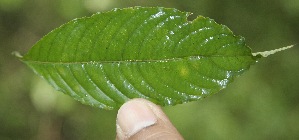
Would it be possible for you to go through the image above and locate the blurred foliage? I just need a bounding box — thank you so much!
[0,0,298,139]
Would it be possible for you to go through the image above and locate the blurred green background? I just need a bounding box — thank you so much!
[1,0,298,139]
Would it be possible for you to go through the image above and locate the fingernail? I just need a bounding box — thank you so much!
[117,100,157,137]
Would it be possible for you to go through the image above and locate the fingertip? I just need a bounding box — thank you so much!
[116,99,158,139]
[116,98,184,140]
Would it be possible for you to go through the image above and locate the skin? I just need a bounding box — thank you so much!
[116,98,184,140]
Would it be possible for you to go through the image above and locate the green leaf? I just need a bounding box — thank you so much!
[22,7,259,110]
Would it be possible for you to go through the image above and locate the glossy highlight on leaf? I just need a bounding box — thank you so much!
[22,7,259,110]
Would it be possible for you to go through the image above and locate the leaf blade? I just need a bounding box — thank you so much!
[22,7,258,109]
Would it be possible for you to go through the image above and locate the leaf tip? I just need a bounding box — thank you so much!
[252,44,295,57]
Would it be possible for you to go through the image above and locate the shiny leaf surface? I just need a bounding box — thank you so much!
[22,7,258,110]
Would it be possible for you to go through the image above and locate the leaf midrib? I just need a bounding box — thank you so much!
[23,54,253,64]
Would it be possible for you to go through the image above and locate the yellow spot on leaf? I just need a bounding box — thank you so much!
[180,67,189,77]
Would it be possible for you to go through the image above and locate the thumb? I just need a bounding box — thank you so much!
[116,98,184,140]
